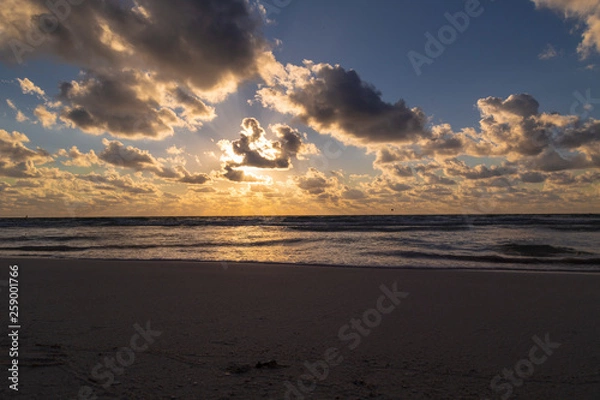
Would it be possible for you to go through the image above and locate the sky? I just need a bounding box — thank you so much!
[0,0,599,217]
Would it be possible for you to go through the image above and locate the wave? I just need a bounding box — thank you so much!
[0,237,311,253]
[497,243,594,258]
[0,214,598,232]
[364,250,600,266]
[0,235,101,243]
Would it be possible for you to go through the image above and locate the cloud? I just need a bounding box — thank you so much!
[524,147,594,171]
[34,105,57,128]
[538,43,560,59]
[172,88,216,126]
[342,187,367,200]
[0,129,52,178]
[0,129,51,163]
[533,0,600,57]
[471,94,600,171]
[57,146,101,167]
[445,159,519,180]
[0,0,274,92]
[17,77,46,98]
[0,159,40,178]
[6,99,29,122]
[295,168,336,195]
[415,93,600,165]
[520,171,548,183]
[98,139,210,184]
[221,165,263,183]
[178,170,210,185]
[78,171,159,195]
[0,0,281,141]
[0,0,285,140]
[422,172,457,186]
[366,92,599,208]
[218,118,317,181]
[166,145,185,156]
[57,69,215,139]
[388,182,413,193]
[256,62,429,146]
[99,139,164,172]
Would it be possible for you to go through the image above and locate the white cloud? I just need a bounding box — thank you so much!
[17,78,46,98]
[34,105,57,128]
[533,0,600,57]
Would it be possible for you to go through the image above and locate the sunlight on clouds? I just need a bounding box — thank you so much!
[0,0,597,216]
[533,0,600,57]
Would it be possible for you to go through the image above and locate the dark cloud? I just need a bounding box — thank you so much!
[524,147,593,172]
[177,167,210,185]
[0,160,41,178]
[547,172,578,186]
[78,172,158,194]
[389,183,412,192]
[0,130,52,178]
[173,88,214,123]
[555,120,600,149]
[257,63,429,145]
[1,0,270,92]
[295,168,335,195]
[99,139,210,184]
[375,148,404,164]
[230,119,297,168]
[519,171,547,183]
[419,124,466,156]
[445,160,518,180]
[546,171,600,186]
[1,0,272,139]
[99,139,165,172]
[392,165,416,178]
[342,188,367,200]
[422,172,456,186]
[58,70,215,139]
[0,129,51,164]
[219,118,315,182]
[221,165,261,182]
[478,94,540,119]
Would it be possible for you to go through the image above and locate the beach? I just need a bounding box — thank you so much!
[0,258,598,399]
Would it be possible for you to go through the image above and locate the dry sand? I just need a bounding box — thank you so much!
[0,258,599,399]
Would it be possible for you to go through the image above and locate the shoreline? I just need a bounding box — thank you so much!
[1,258,599,399]
[3,256,600,275]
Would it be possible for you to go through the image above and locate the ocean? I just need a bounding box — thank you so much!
[0,214,598,272]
